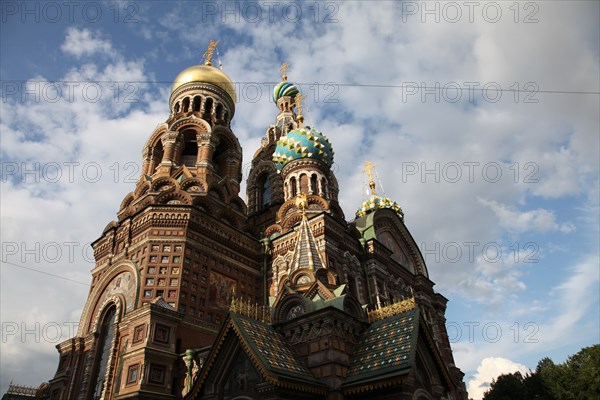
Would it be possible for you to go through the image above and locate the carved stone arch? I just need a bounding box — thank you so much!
[155,190,192,205]
[143,123,169,153]
[289,269,315,286]
[119,192,136,211]
[314,268,335,285]
[264,224,282,239]
[343,295,366,320]
[281,213,303,232]
[170,116,211,134]
[306,194,329,211]
[276,199,298,221]
[78,261,140,337]
[180,178,206,193]
[228,196,247,214]
[373,209,428,277]
[134,181,151,198]
[274,293,309,323]
[150,176,179,193]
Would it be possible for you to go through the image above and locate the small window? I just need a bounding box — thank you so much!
[153,324,170,344]
[148,364,166,384]
[133,325,145,344]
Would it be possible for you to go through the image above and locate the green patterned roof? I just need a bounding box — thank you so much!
[229,312,323,387]
[345,308,419,386]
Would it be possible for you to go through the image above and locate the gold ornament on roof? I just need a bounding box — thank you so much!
[294,93,307,127]
[296,192,308,216]
[362,161,377,195]
[279,63,290,81]
[202,39,219,66]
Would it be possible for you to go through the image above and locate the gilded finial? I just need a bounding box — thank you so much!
[362,161,377,195]
[279,63,290,81]
[294,93,307,128]
[295,192,308,218]
[202,39,219,66]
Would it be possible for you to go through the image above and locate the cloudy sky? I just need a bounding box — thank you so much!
[1,1,598,398]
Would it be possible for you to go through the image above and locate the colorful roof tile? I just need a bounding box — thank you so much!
[273,127,334,171]
[289,215,325,272]
[345,308,419,386]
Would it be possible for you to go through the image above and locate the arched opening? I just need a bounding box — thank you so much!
[173,102,180,114]
[310,174,318,195]
[90,306,117,399]
[192,96,201,112]
[181,129,199,167]
[299,174,309,194]
[203,98,214,120]
[289,177,297,197]
[321,177,328,198]
[215,103,223,120]
[182,97,190,113]
[260,174,271,209]
[150,141,164,174]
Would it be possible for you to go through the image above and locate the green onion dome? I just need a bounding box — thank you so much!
[273,127,334,171]
[273,81,299,103]
[356,195,404,219]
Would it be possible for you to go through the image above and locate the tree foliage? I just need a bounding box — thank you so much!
[482,345,599,400]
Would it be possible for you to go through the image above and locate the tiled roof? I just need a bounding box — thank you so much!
[345,308,419,386]
[230,312,318,382]
[289,215,325,272]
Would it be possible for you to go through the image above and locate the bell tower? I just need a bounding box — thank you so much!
[45,42,262,400]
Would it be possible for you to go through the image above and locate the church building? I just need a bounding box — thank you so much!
[44,42,467,400]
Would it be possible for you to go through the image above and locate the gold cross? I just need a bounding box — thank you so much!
[202,40,219,66]
[362,161,377,195]
[294,93,307,114]
[279,63,290,81]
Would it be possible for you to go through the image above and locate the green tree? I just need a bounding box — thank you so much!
[482,345,600,400]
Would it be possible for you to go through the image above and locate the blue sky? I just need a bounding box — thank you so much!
[1,1,598,398]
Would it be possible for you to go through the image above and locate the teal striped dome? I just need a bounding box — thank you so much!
[273,127,334,171]
[273,81,299,103]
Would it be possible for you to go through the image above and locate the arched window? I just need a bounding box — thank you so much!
[182,97,190,113]
[181,129,198,167]
[299,174,309,194]
[90,306,117,399]
[192,96,201,112]
[310,174,318,195]
[289,177,297,197]
[261,175,271,208]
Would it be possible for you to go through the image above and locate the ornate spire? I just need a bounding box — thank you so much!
[289,196,325,272]
[202,39,219,66]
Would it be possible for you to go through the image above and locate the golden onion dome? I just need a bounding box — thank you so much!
[171,64,236,102]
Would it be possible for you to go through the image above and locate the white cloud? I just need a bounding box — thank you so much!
[478,197,576,233]
[467,357,529,400]
[60,27,115,59]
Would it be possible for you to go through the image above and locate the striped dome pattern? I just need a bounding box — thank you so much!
[273,127,334,171]
[273,81,299,103]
